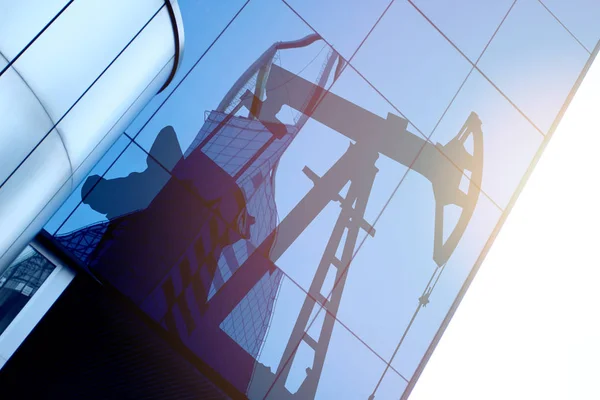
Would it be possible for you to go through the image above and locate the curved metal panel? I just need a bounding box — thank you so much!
[0,0,184,269]
[160,0,185,92]
[0,0,70,61]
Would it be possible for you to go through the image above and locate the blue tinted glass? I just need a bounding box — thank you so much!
[410,0,514,61]
[33,0,597,398]
[477,0,588,134]
[352,0,472,134]
[540,0,600,52]
[284,0,393,58]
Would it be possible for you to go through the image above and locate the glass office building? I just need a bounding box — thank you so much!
[0,1,599,399]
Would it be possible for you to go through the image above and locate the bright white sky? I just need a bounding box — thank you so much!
[409,56,600,399]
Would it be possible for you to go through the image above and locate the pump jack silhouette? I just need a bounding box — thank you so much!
[219,63,483,399]
[84,35,484,399]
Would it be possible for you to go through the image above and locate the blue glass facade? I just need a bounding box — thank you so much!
[1,1,600,399]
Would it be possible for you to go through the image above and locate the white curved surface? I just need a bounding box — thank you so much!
[0,53,73,269]
[0,0,183,268]
[8,1,164,123]
[0,0,69,58]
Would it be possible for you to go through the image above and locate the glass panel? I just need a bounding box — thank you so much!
[540,0,600,52]
[477,0,589,134]
[374,369,409,400]
[53,141,171,263]
[351,0,472,134]
[45,134,131,235]
[410,0,514,61]
[0,246,55,336]
[283,0,393,58]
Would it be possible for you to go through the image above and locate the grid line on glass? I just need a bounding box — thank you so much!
[51,1,251,237]
[39,2,597,398]
[366,2,521,394]
[7,15,179,258]
[0,4,167,193]
[282,0,504,213]
[537,0,592,53]
[263,1,592,398]
[405,0,544,136]
[94,123,414,389]
[427,0,518,137]
[284,0,397,68]
[0,0,75,79]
